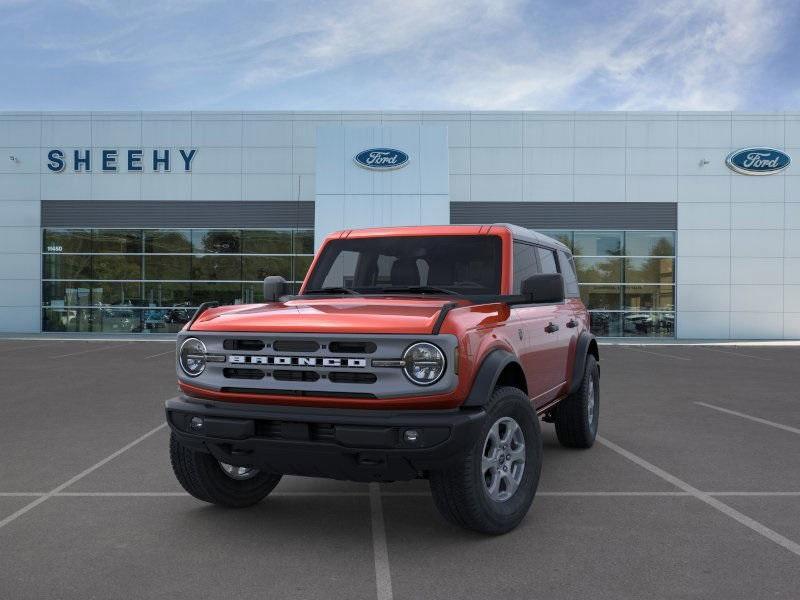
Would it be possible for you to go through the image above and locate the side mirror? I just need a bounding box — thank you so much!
[521,273,565,304]
[263,276,287,302]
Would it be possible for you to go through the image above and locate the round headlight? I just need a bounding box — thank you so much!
[179,337,207,377]
[402,342,446,385]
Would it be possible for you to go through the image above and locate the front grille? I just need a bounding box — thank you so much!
[273,370,320,382]
[329,371,377,384]
[253,420,337,441]
[223,368,265,380]
[273,339,320,353]
[223,339,265,351]
[329,341,376,354]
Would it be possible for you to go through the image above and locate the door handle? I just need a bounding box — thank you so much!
[566,319,578,328]
[544,322,559,333]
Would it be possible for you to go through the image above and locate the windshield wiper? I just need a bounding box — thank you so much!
[304,286,361,295]
[376,285,460,296]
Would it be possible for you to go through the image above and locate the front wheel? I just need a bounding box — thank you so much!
[170,433,282,507]
[429,386,542,535]
[553,354,599,448]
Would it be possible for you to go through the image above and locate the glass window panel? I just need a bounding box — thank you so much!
[513,242,539,294]
[242,230,292,254]
[192,229,241,253]
[191,282,243,305]
[243,256,292,281]
[162,306,196,331]
[623,312,675,337]
[574,257,622,284]
[293,230,314,254]
[95,307,144,333]
[43,229,92,253]
[589,312,622,337]
[558,252,580,297]
[538,230,573,251]
[624,285,675,311]
[624,257,674,284]
[143,282,192,307]
[144,255,191,280]
[579,285,622,310]
[43,307,96,332]
[625,231,675,256]
[191,255,242,280]
[573,231,623,257]
[293,255,314,283]
[536,247,558,275]
[92,255,142,280]
[93,229,142,253]
[43,254,93,279]
[144,230,191,253]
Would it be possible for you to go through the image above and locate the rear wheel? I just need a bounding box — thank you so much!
[553,354,599,448]
[170,433,282,507]
[429,386,542,535]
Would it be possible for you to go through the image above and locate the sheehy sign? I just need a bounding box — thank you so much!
[46,148,197,172]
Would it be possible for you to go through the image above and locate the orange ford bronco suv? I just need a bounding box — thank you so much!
[167,224,599,534]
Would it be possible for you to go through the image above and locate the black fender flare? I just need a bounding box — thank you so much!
[462,349,521,407]
[568,332,599,395]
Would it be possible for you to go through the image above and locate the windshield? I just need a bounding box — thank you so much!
[304,235,502,296]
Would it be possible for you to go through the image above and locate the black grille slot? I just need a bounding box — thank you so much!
[329,341,377,354]
[223,368,265,380]
[273,370,320,382]
[273,340,320,352]
[312,423,336,441]
[220,387,376,399]
[223,339,265,351]
[255,421,282,438]
[329,371,377,384]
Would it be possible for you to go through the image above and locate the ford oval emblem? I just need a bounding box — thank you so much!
[354,148,409,170]
[725,147,790,175]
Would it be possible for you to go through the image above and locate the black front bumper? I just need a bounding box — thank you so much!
[166,396,486,482]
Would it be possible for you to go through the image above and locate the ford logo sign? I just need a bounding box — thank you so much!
[725,147,790,175]
[354,148,409,170]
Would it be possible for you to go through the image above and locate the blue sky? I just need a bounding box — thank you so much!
[1,0,798,111]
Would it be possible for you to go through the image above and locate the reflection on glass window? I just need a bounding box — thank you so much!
[144,230,192,253]
[242,230,292,254]
[192,229,241,253]
[580,285,622,311]
[625,232,675,256]
[574,257,622,284]
[624,258,674,284]
[92,255,143,280]
[191,255,243,281]
[294,230,314,254]
[573,231,623,256]
[624,285,675,311]
[243,256,292,281]
[43,229,92,253]
[93,230,142,253]
[538,230,573,251]
[143,255,192,280]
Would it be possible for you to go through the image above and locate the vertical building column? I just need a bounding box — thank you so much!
[314,123,449,250]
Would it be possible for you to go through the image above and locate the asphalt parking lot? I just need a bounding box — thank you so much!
[0,339,798,599]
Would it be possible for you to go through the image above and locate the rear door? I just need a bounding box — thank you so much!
[512,241,561,404]
[533,245,573,397]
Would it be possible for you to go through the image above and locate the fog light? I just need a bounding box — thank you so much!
[403,429,420,443]
[189,416,204,431]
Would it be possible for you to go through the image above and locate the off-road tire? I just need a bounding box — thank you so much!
[553,354,599,448]
[429,386,542,535]
[170,433,282,507]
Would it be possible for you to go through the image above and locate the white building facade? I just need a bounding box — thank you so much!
[0,110,798,339]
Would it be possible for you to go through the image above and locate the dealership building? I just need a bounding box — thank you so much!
[0,110,798,339]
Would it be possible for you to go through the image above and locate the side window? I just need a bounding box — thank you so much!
[536,246,558,274]
[558,250,580,298]
[513,242,539,293]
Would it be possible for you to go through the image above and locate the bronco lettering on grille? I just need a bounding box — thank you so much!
[228,355,367,368]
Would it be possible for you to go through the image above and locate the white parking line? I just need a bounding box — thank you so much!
[0,423,166,531]
[696,402,800,436]
[623,346,691,361]
[144,349,176,359]
[50,343,131,358]
[597,436,800,558]
[369,483,394,600]
[695,347,771,361]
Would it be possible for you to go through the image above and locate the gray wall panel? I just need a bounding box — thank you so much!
[451,202,677,230]
[42,201,315,228]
